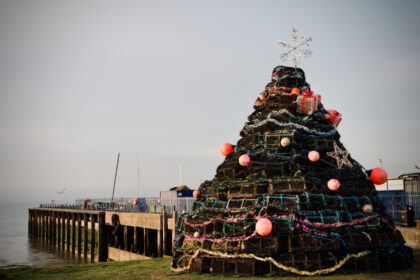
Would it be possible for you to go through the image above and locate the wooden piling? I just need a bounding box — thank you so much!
[40,212,44,242]
[127,226,134,252]
[98,212,107,262]
[72,213,76,253]
[144,228,148,256]
[84,213,88,259]
[57,212,61,246]
[52,211,56,245]
[137,227,144,254]
[49,211,53,243]
[163,211,167,255]
[61,213,66,250]
[77,214,82,257]
[67,212,71,251]
[157,215,163,257]
[90,214,95,262]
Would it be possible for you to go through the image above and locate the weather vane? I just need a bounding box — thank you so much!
[277,27,312,74]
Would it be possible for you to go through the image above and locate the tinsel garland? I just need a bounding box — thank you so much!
[242,113,337,136]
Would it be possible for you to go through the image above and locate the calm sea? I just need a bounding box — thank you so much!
[0,201,84,269]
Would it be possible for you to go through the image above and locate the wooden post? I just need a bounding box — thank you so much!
[52,211,56,245]
[67,212,71,252]
[84,213,88,259]
[123,226,128,251]
[77,214,82,257]
[98,212,107,262]
[36,210,39,240]
[28,210,32,238]
[57,212,61,246]
[49,211,53,243]
[38,211,42,241]
[41,212,45,242]
[90,214,95,262]
[143,228,148,256]
[45,212,49,242]
[72,213,76,253]
[157,215,163,257]
[30,210,34,239]
[133,227,138,253]
[137,227,144,254]
[61,212,66,250]
[163,211,167,255]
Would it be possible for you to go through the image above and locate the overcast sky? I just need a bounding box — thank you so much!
[1,0,420,203]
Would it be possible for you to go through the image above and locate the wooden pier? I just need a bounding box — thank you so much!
[28,208,177,262]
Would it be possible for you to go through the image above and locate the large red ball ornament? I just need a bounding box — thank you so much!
[256,218,273,236]
[370,168,388,185]
[193,190,200,198]
[281,137,290,147]
[328,179,340,191]
[308,151,320,162]
[220,143,234,156]
[133,199,138,206]
[239,154,251,166]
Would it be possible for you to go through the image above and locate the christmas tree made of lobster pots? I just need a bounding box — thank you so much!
[171,64,414,276]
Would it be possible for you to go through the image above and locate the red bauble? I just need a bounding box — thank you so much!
[220,143,234,156]
[280,137,290,147]
[291,88,300,94]
[239,154,251,166]
[328,179,340,191]
[193,190,200,198]
[256,218,273,236]
[308,151,320,162]
[370,168,388,185]
[133,199,138,206]
[363,204,373,214]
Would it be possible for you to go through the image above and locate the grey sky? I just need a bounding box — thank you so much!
[1,0,420,203]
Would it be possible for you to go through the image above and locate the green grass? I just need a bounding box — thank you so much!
[2,251,420,280]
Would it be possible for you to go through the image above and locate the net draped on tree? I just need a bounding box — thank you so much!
[171,66,413,276]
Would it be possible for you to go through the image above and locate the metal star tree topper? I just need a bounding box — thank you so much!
[278,27,313,75]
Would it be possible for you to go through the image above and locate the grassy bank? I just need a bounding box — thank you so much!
[2,250,420,280]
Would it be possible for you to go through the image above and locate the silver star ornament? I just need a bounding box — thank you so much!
[326,142,353,169]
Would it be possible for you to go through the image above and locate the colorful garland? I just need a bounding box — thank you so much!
[171,248,371,276]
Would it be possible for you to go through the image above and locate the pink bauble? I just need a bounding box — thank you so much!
[363,204,373,214]
[193,190,200,198]
[193,231,200,238]
[370,168,388,185]
[256,218,273,236]
[281,137,290,147]
[327,179,340,191]
[239,154,251,167]
[308,151,320,162]
[220,143,234,156]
